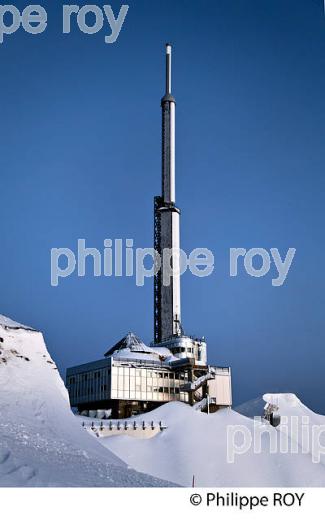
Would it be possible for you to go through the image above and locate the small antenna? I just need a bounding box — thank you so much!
[165,43,172,94]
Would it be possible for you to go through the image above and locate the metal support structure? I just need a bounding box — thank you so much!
[154,196,163,343]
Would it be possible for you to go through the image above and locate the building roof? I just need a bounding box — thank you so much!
[104,332,157,357]
[104,332,178,364]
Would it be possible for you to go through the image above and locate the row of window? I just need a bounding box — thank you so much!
[70,383,108,397]
[112,367,188,381]
[68,370,109,385]
[110,389,189,403]
[69,369,189,386]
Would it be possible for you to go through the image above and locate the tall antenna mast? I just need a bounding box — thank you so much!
[161,43,176,204]
[154,43,181,342]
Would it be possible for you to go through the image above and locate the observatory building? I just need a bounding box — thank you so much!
[66,45,232,419]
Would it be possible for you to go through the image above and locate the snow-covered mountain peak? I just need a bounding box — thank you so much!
[0,314,36,331]
[0,314,172,487]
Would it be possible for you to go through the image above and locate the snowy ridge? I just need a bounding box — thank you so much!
[0,315,173,487]
[0,314,36,331]
[99,397,325,487]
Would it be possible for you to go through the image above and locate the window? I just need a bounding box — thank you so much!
[164,373,168,379]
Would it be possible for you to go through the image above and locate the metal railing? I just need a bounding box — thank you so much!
[81,419,168,433]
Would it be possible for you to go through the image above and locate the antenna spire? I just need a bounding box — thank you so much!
[165,43,172,94]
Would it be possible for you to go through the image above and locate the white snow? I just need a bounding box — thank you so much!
[0,315,173,487]
[113,346,178,363]
[0,314,36,331]
[98,398,325,487]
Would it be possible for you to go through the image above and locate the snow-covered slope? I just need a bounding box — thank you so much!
[99,398,325,487]
[0,315,172,487]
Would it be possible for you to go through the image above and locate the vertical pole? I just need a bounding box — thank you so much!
[166,43,172,94]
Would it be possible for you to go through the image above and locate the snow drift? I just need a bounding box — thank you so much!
[99,396,325,487]
[0,315,172,487]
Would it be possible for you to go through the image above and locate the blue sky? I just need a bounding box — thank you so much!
[1,0,324,411]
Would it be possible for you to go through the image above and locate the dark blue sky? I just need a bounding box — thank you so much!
[1,0,324,411]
